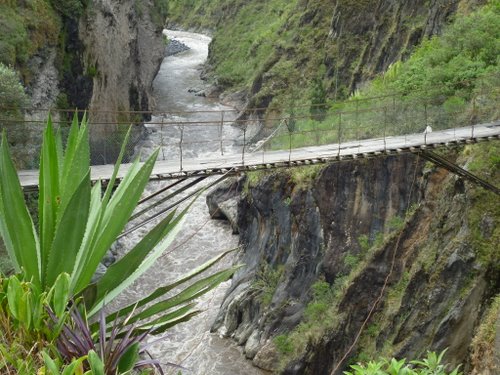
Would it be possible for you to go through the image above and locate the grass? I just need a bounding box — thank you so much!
[462,142,500,270]
[242,170,269,196]
[288,165,325,189]
[274,334,294,355]
[252,263,285,307]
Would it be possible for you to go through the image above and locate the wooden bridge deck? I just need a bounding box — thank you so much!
[18,122,500,190]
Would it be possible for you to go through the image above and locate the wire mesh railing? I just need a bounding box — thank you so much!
[1,89,499,171]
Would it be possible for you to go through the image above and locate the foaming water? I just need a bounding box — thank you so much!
[111,30,265,375]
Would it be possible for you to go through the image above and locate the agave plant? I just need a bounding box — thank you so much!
[0,115,239,333]
[0,273,70,373]
[47,303,165,375]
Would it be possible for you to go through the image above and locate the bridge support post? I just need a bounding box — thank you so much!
[160,116,166,161]
[179,124,184,172]
[220,111,224,156]
[337,112,342,159]
[384,107,387,151]
[242,126,246,166]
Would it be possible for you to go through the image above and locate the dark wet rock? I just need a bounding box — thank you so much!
[102,250,116,267]
[91,263,107,284]
[211,152,499,374]
[166,39,190,56]
[206,177,245,233]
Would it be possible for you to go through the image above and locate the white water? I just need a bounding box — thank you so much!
[112,30,265,375]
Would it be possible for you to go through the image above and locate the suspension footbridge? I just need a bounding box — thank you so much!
[16,121,500,191]
[3,91,499,193]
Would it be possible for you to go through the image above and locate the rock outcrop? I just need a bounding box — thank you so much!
[79,0,165,162]
[209,145,500,374]
[19,0,165,165]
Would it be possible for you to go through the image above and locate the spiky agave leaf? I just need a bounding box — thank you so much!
[0,131,40,285]
[49,303,162,374]
[1,115,240,368]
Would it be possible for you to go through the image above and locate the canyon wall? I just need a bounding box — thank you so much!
[14,0,166,164]
[79,0,164,162]
[167,0,486,111]
[209,143,500,374]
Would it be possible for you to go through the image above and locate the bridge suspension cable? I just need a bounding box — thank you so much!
[420,150,500,195]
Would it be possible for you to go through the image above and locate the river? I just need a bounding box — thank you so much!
[113,30,265,375]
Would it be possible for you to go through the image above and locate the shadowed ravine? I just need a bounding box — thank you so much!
[111,30,265,374]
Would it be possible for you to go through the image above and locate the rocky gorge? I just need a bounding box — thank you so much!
[167,0,487,116]
[1,0,498,374]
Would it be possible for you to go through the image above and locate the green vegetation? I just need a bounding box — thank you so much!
[288,165,325,189]
[0,116,238,373]
[345,350,462,375]
[273,279,339,361]
[0,0,60,81]
[303,280,337,322]
[463,142,500,271]
[470,295,500,373]
[0,275,65,373]
[0,273,162,373]
[50,0,86,19]
[364,2,500,101]
[168,0,496,115]
[151,0,169,28]
[242,169,269,195]
[169,1,498,151]
[0,63,27,118]
[271,210,415,368]
[253,263,285,306]
[274,334,294,355]
[169,0,302,99]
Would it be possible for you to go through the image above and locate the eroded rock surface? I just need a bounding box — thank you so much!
[211,151,499,374]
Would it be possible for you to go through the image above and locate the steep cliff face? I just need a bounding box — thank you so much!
[79,0,164,119]
[79,0,164,162]
[325,0,460,94]
[1,0,165,164]
[209,144,500,374]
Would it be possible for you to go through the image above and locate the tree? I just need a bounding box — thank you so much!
[310,66,328,122]
[0,63,27,119]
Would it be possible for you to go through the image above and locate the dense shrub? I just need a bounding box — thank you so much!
[0,63,27,116]
[0,1,60,68]
[345,350,462,375]
[50,0,85,19]
[366,0,500,101]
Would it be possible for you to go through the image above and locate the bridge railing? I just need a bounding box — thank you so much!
[1,88,498,171]
[265,90,499,151]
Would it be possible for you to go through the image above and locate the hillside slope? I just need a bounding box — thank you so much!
[167,0,486,112]
[0,0,167,164]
